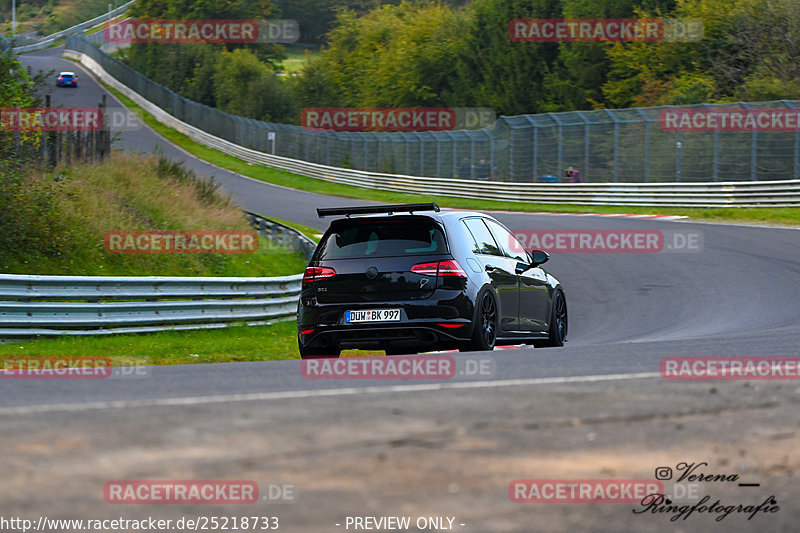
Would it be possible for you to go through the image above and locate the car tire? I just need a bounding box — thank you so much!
[535,289,567,348]
[460,289,498,352]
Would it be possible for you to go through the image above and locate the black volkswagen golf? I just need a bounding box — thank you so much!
[297,203,567,357]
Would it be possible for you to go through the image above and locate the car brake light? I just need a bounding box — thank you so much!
[303,266,336,283]
[58,78,63,81]
[411,260,467,278]
[410,262,438,276]
[438,323,465,328]
[437,260,467,277]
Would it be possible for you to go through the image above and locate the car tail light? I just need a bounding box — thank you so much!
[303,266,336,283]
[411,260,467,278]
[410,262,439,276]
[58,77,63,81]
[438,323,465,328]
[437,260,467,277]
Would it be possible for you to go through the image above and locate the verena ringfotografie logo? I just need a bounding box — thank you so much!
[510,229,703,254]
[509,480,664,503]
[661,109,800,132]
[661,357,800,380]
[104,231,258,254]
[1,356,151,379]
[1,108,102,131]
[104,19,299,44]
[104,481,297,504]
[300,108,495,132]
[509,18,703,42]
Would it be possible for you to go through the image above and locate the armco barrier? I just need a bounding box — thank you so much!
[247,212,316,260]
[0,273,302,337]
[62,44,800,207]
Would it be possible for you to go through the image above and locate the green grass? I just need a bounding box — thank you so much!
[269,217,322,242]
[1,153,308,276]
[94,80,800,227]
[0,321,300,364]
[279,44,320,74]
[0,321,391,363]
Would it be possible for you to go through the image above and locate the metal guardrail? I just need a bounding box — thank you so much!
[247,212,316,260]
[10,1,135,54]
[0,273,302,337]
[0,211,315,338]
[62,46,800,207]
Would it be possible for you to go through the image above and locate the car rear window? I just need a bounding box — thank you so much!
[316,217,446,259]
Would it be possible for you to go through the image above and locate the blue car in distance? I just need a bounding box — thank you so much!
[56,72,77,87]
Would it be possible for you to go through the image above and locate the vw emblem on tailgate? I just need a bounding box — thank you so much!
[365,266,379,279]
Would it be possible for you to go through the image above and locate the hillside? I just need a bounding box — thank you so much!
[0,152,307,277]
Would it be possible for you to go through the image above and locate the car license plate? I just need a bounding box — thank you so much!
[345,309,401,323]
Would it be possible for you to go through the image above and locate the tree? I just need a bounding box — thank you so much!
[213,48,296,121]
[449,0,563,115]
[294,2,468,108]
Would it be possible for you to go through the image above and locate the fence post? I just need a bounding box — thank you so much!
[419,133,425,177]
[576,111,591,182]
[549,113,563,180]
[741,103,757,180]
[780,101,799,180]
[99,94,108,160]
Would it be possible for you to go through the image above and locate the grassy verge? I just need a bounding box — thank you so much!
[269,217,322,242]
[1,153,307,276]
[0,322,390,363]
[0,322,299,364]
[96,81,800,227]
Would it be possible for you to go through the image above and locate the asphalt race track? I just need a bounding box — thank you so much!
[2,47,799,533]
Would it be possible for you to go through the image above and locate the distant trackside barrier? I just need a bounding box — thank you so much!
[62,37,800,207]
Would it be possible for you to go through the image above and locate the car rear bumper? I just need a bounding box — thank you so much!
[299,321,472,350]
[298,291,474,350]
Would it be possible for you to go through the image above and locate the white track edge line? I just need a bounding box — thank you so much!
[0,372,661,415]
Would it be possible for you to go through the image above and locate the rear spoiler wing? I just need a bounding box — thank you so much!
[317,203,440,218]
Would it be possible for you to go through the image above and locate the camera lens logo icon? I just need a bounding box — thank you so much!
[655,467,673,480]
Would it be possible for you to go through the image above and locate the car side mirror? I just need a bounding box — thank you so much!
[531,250,550,266]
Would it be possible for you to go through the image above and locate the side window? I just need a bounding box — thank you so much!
[462,218,503,256]
[485,219,527,260]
